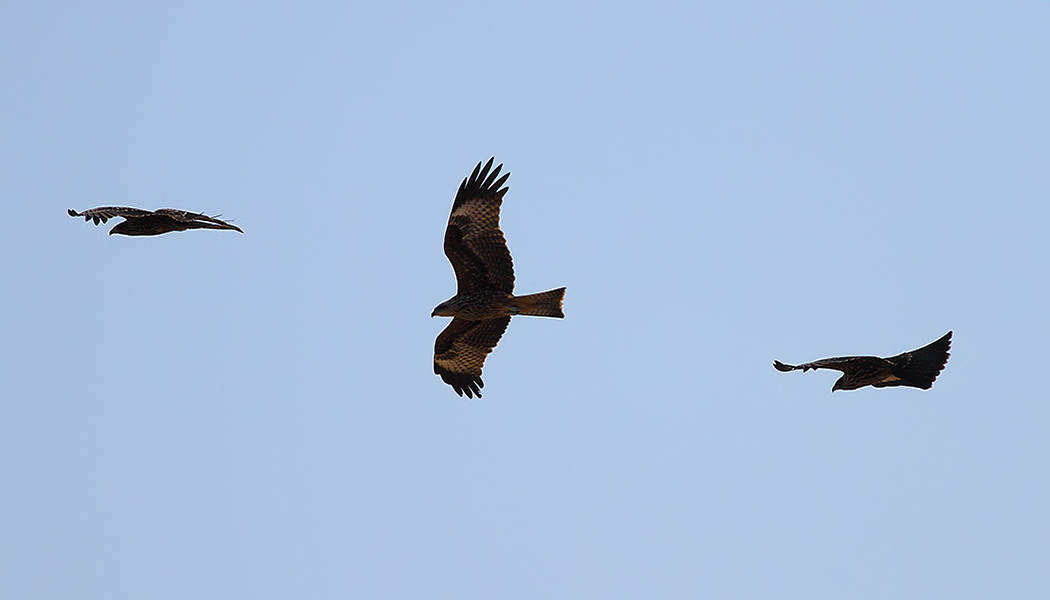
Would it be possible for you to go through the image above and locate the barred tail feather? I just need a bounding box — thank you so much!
[512,287,566,318]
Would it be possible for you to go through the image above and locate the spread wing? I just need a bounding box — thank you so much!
[67,206,153,225]
[876,331,952,389]
[444,158,514,295]
[153,209,243,232]
[774,331,952,390]
[434,316,511,398]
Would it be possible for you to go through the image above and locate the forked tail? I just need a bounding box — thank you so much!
[511,287,566,318]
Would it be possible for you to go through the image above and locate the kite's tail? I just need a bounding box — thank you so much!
[511,287,566,318]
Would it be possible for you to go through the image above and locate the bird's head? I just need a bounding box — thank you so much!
[832,376,857,392]
[431,299,455,318]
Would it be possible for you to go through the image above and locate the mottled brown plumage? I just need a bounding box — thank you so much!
[68,207,243,236]
[774,331,952,391]
[433,159,565,398]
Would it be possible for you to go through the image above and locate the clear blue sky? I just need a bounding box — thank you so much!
[2,1,1048,598]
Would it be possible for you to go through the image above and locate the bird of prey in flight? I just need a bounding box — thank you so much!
[432,158,566,398]
[68,207,243,236]
[774,331,952,391]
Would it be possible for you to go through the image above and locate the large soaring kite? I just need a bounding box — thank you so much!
[432,159,566,398]
[68,207,243,236]
[774,331,952,391]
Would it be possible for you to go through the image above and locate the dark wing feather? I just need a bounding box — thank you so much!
[153,209,243,232]
[67,206,154,225]
[434,316,511,398]
[773,356,875,373]
[775,332,952,391]
[775,355,892,391]
[443,158,514,294]
[877,331,952,389]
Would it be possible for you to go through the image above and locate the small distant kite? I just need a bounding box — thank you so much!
[432,158,566,398]
[774,331,952,391]
[68,207,243,236]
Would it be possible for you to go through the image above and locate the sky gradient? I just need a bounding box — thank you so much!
[2,1,1048,598]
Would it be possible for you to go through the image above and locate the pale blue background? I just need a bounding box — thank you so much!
[2,1,1048,598]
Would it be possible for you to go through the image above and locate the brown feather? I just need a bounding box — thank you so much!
[68,206,243,236]
[433,159,565,398]
[434,317,511,398]
[443,159,514,294]
[773,332,952,392]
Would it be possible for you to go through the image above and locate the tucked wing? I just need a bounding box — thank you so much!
[154,209,243,233]
[877,331,952,389]
[444,158,514,295]
[68,206,153,225]
[434,316,511,398]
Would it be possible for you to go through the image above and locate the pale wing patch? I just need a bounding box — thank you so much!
[451,198,501,234]
[450,198,485,218]
[435,342,488,376]
[434,317,511,398]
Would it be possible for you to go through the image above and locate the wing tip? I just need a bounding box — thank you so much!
[451,377,483,399]
[436,367,485,399]
[454,158,510,207]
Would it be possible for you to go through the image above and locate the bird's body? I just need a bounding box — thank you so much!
[68,207,243,236]
[432,288,566,321]
[774,331,952,391]
[432,159,565,398]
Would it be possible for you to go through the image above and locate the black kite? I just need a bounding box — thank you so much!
[774,331,952,391]
[432,159,566,398]
[68,207,243,236]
